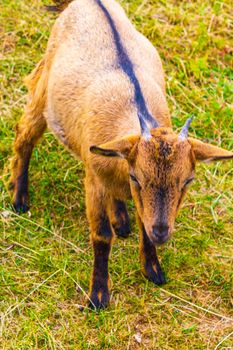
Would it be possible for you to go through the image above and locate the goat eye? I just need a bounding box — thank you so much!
[129,174,140,186]
[184,177,194,187]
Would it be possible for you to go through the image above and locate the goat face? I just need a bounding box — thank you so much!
[127,129,195,244]
[90,127,233,245]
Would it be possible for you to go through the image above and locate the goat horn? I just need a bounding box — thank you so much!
[142,127,152,140]
[178,115,194,141]
[141,114,160,140]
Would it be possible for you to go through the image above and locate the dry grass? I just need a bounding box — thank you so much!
[0,0,233,349]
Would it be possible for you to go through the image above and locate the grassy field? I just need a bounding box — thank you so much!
[0,0,233,349]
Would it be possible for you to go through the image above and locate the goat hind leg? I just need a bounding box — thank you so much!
[10,111,46,213]
[109,199,130,238]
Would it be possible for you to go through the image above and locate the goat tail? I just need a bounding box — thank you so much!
[45,0,74,13]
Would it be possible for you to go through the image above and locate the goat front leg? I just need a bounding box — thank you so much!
[85,174,113,309]
[138,215,166,285]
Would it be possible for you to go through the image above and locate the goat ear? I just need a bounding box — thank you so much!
[189,137,233,162]
[90,135,140,158]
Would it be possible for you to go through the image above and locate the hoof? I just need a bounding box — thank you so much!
[13,201,30,214]
[144,264,166,285]
[89,290,109,310]
[148,269,166,285]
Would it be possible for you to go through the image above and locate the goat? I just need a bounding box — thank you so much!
[10,0,233,309]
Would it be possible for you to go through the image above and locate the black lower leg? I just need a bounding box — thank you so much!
[90,239,111,309]
[10,111,46,213]
[12,150,32,213]
[112,200,130,238]
[140,225,166,285]
[89,211,113,309]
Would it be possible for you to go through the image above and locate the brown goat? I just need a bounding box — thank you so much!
[10,0,233,309]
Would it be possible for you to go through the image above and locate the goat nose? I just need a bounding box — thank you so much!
[152,224,169,244]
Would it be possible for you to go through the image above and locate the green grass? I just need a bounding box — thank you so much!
[0,0,233,349]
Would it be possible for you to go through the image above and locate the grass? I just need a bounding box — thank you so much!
[0,0,233,348]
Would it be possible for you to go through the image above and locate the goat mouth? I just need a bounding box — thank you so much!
[150,234,170,245]
[144,224,171,245]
